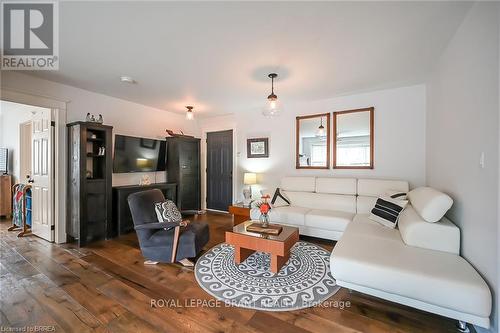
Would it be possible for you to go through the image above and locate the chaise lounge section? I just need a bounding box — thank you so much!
[331,213,491,329]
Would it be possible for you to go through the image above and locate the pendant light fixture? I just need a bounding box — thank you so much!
[262,73,282,117]
[316,116,325,137]
[185,106,194,120]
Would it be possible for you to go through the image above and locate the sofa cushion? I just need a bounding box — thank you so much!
[356,179,409,214]
[305,209,354,232]
[356,196,377,214]
[407,187,453,223]
[348,214,403,241]
[369,196,408,229]
[284,191,356,213]
[331,214,491,319]
[357,194,407,215]
[251,206,309,226]
[398,205,460,254]
[281,177,315,192]
[315,177,357,195]
[357,179,409,197]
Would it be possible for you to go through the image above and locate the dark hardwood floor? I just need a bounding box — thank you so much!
[0,213,466,333]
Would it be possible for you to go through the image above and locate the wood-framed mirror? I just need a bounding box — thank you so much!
[296,113,330,169]
[333,107,374,169]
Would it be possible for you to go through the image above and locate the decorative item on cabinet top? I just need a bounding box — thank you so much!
[85,113,103,124]
[166,129,194,138]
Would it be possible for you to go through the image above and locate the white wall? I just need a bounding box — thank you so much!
[1,72,200,186]
[198,84,426,205]
[0,101,47,185]
[426,2,499,332]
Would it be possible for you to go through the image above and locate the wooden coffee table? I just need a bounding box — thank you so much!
[225,220,299,273]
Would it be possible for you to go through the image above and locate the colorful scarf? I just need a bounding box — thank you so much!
[12,184,31,227]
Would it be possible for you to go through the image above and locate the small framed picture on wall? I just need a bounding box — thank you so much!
[247,138,269,158]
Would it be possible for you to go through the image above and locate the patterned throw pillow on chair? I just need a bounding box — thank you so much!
[369,195,408,229]
[154,200,182,223]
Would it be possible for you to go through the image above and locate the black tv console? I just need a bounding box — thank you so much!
[112,182,177,236]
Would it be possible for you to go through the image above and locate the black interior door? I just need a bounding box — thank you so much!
[179,139,201,211]
[206,130,233,211]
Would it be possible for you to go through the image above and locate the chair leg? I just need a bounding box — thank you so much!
[171,225,180,263]
[457,321,470,333]
[179,258,194,267]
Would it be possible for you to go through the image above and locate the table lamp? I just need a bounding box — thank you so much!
[243,172,257,206]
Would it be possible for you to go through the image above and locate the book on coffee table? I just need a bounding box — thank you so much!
[245,223,282,235]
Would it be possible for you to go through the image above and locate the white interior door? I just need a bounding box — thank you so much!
[19,121,32,184]
[31,109,54,241]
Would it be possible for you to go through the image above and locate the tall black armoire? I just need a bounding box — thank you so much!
[165,137,201,212]
[67,121,113,246]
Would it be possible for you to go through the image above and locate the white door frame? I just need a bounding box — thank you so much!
[200,126,238,211]
[1,88,67,244]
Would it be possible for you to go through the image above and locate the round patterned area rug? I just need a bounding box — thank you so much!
[194,241,340,311]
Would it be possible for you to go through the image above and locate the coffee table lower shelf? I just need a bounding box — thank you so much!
[225,221,299,273]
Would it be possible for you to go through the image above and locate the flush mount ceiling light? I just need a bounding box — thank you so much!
[316,116,325,137]
[120,76,136,84]
[185,106,194,120]
[262,73,283,117]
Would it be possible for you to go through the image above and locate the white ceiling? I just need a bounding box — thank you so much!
[27,1,472,117]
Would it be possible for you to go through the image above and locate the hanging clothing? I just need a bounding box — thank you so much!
[12,184,31,227]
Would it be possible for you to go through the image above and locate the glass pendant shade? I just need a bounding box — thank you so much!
[316,117,325,136]
[316,125,325,137]
[262,73,282,117]
[185,106,194,120]
[262,98,283,118]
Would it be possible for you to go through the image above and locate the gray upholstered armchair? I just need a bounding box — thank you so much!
[127,189,209,265]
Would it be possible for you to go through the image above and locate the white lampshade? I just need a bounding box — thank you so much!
[243,172,257,185]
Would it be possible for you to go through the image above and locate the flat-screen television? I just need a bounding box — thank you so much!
[0,148,8,174]
[113,135,166,173]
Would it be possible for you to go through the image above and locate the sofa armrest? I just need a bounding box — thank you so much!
[398,206,460,254]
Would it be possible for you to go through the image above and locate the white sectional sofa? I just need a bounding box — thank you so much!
[250,176,492,330]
